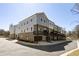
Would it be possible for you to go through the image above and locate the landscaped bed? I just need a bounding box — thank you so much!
[68,49,79,56]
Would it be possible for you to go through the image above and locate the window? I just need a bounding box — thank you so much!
[40,28,42,31]
[41,18,42,21]
[27,21,28,24]
[31,27,32,31]
[31,19,32,22]
[27,28,28,31]
[24,29,25,32]
[24,23,25,25]
[50,23,51,25]
[44,20,45,23]
[19,27,20,29]
[21,24,22,26]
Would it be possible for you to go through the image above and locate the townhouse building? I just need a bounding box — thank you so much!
[9,12,66,42]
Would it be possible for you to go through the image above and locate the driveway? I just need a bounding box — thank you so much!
[0,38,77,56]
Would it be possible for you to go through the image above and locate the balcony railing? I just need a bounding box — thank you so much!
[33,31,43,35]
[33,30,66,38]
[33,30,49,36]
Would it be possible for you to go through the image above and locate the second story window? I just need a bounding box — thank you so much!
[31,27,32,31]
[21,24,22,26]
[24,29,25,32]
[44,20,45,23]
[50,23,51,25]
[31,19,32,22]
[41,18,42,22]
[27,21,28,24]
[19,27,20,29]
[24,23,25,25]
[27,28,28,31]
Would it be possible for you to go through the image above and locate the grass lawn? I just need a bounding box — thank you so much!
[68,50,79,56]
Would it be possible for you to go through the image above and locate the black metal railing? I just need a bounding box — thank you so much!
[33,30,49,36]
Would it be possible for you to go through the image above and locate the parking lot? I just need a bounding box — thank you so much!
[0,38,77,56]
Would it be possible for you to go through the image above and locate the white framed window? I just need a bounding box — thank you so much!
[31,27,32,31]
[44,20,45,23]
[24,23,25,25]
[24,29,25,32]
[27,21,28,24]
[41,18,42,21]
[27,28,28,31]
[31,19,32,22]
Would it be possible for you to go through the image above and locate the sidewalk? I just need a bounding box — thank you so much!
[60,48,79,56]
[60,40,79,56]
[17,40,68,46]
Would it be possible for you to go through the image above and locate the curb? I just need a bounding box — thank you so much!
[17,40,68,46]
[60,48,79,56]
[60,40,79,56]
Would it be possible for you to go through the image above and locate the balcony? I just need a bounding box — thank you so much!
[33,30,49,36]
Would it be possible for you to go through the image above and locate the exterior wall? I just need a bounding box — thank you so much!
[49,20,55,30]
[35,24,48,31]
[36,13,55,33]
[34,24,49,35]
[14,14,37,35]
[9,25,16,39]
[9,24,15,34]
[18,32,34,42]
[9,12,66,41]
[36,13,49,28]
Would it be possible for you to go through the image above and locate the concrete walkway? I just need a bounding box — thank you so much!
[17,40,68,46]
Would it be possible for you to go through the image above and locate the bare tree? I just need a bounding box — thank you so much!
[0,29,10,37]
[71,3,79,14]
[74,25,79,38]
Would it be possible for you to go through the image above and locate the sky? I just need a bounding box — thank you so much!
[0,3,79,31]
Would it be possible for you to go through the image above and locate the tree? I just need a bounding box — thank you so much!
[0,29,5,35]
[71,3,79,14]
[67,31,72,37]
[74,25,79,38]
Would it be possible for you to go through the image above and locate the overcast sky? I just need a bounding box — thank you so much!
[0,3,79,31]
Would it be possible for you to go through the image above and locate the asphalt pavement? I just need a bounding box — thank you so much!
[0,38,77,56]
